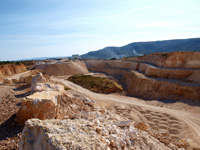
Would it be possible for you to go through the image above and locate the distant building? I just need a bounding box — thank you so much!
[71,54,81,60]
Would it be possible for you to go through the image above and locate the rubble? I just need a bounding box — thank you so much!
[19,108,172,150]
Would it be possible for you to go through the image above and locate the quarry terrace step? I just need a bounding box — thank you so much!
[125,60,200,71]
[84,59,200,84]
[84,59,200,101]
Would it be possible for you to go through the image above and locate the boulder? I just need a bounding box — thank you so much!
[31,73,48,93]
[15,91,59,125]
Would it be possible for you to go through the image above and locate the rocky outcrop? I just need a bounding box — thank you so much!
[15,91,59,125]
[19,109,172,150]
[124,51,200,69]
[35,60,89,76]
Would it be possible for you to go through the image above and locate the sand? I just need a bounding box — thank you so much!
[35,60,89,76]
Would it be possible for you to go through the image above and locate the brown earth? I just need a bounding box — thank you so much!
[0,84,29,150]
[0,64,27,82]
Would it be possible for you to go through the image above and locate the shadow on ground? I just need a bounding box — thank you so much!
[13,84,31,98]
[13,84,30,92]
[0,114,24,141]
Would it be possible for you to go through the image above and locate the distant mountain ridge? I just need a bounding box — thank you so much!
[81,38,200,59]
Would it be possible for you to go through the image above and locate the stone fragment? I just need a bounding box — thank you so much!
[72,113,81,119]
[81,111,90,119]
[128,130,138,140]
[115,120,131,127]
[83,98,96,107]
[134,121,150,131]
[96,127,102,134]
[33,83,64,93]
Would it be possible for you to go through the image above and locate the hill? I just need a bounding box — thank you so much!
[81,38,200,59]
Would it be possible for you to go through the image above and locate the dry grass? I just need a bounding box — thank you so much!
[68,74,123,94]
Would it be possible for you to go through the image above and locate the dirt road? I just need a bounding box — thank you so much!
[53,77,200,147]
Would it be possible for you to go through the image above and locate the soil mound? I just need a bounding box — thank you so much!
[35,60,89,76]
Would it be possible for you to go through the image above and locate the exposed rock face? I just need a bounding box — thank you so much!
[15,91,59,125]
[19,109,171,150]
[84,59,200,101]
[124,51,200,69]
[85,59,200,83]
[0,63,26,82]
[0,63,26,77]
[35,60,89,76]
[125,71,200,101]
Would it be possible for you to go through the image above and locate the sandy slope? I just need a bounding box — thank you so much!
[52,77,200,148]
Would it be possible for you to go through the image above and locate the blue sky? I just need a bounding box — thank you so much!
[0,0,200,61]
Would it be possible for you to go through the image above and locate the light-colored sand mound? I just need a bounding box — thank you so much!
[35,60,89,76]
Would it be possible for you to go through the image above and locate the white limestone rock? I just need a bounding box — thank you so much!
[115,120,131,127]
[128,130,138,140]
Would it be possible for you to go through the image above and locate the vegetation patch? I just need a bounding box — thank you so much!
[0,60,34,66]
[68,74,123,94]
